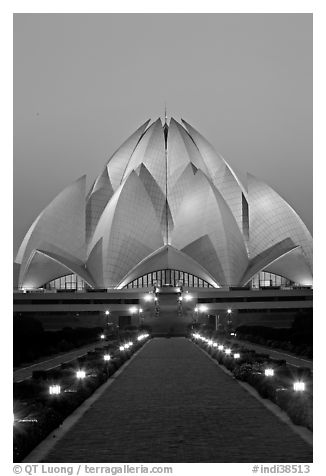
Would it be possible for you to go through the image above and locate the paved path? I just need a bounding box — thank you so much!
[41,338,312,463]
[14,341,107,382]
[231,338,313,370]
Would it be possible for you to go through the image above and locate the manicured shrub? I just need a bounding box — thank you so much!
[275,389,313,430]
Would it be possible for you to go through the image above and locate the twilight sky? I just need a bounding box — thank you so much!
[13,13,312,256]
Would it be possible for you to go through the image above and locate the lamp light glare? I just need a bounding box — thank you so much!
[49,385,61,395]
[227,309,232,314]
[212,342,218,348]
[293,381,305,392]
[105,310,110,315]
[225,348,231,355]
[76,370,86,380]
[265,368,274,377]
[218,345,224,351]
[100,334,105,339]
[129,306,138,314]
[119,345,125,351]
[233,353,240,359]
[103,354,111,361]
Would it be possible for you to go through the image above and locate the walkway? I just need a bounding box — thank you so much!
[38,338,312,463]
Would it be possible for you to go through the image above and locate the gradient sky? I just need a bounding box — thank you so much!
[13,13,312,256]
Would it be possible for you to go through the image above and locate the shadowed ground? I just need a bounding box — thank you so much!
[41,337,312,462]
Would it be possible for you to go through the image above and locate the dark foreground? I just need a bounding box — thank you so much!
[39,337,312,463]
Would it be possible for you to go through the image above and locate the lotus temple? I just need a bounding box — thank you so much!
[14,116,313,331]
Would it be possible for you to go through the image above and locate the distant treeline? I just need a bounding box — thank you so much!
[235,310,312,358]
[13,316,103,366]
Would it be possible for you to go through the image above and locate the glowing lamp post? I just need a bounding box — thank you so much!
[49,385,61,395]
[100,334,105,340]
[233,353,240,359]
[225,348,232,355]
[265,368,274,377]
[218,345,224,351]
[293,381,305,392]
[103,354,111,361]
[200,305,208,313]
[76,370,86,380]
[119,345,125,352]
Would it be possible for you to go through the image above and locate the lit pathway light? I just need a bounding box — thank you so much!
[233,353,240,359]
[225,348,232,355]
[49,385,61,395]
[293,381,305,392]
[105,310,110,316]
[100,334,105,340]
[218,345,224,351]
[76,370,86,380]
[119,345,125,351]
[212,343,218,348]
[103,354,111,361]
[265,368,274,377]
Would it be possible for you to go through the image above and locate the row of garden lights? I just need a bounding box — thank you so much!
[137,333,150,341]
[48,368,88,395]
[192,333,306,392]
[47,334,150,395]
[16,334,150,422]
[193,333,240,358]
